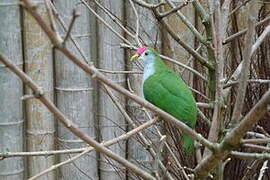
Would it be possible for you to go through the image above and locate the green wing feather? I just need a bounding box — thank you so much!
[143,69,197,152]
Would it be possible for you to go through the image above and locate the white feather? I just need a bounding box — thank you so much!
[143,62,155,82]
[140,51,156,83]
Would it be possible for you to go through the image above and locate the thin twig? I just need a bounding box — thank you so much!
[152,8,213,70]
[93,0,135,39]
[231,151,270,160]
[231,1,257,126]
[242,138,270,144]
[132,0,166,9]
[164,0,206,45]
[63,9,80,44]
[223,79,270,88]
[223,16,270,44]
[128,0,142,46]
[194,89,270,178]
[98,69,142,74]
[251,25,270,54]
[81,0,132,45]
[158,1,189,18]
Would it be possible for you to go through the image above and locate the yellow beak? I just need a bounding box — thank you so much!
[130,54,140,62]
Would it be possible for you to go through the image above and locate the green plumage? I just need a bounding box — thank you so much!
[143,49,197,152]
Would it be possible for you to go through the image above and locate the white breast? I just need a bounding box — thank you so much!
[143,62,155,83]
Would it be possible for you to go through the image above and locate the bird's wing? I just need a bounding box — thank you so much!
[143,71,197,127]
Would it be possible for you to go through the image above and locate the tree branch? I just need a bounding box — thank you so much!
[194,88,270,179]
[231,1,257,126]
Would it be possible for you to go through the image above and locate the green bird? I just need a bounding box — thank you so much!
[131,46,197,152]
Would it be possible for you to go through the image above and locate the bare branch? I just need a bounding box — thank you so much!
[223,16,270,44]
[158,1,189,18]
[81,0,132,45]
[194,88,270,179]
[63,9,80,44]
[242,138,270,145]
[98,69,142,74]
[164,0,206,45]
[251,25,270,54]
[231,151,270,160]
[132,0,165,9]
[153,13,213,69]
[128,0,142,46]
[231,2,257,126]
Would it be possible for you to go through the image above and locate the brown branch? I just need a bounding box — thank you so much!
[194,88,270,179]
[223,16,270,44]
[128,0,142,46]
[132,0,166,9]
[158,1,189,18]
[231,2,257,126]
[230,151,270,160]
[243,144,270,152]
[98,69,142,74]
[251,25,270,54]
[242,138,270,145]
[63,9,80,44]
[0,148,86,158]
[80,0,132,45]
[153,10,213,70]
[92,0,135,40]
[203,0,228,159]
[223,79,270,88]
[164,0,206,45]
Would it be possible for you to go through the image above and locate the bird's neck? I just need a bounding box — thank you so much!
[143,57,167,82]
[143,61,155,82]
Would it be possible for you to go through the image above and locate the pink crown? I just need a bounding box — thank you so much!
[136,46,148,55]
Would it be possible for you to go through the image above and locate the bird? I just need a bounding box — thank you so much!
[131,46,197,152]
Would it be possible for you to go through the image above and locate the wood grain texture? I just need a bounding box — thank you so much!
[0,1,24,179]
[23,1,55,179]
[54,1,98,179]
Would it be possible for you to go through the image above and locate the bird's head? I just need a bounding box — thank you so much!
[130,46,158,64]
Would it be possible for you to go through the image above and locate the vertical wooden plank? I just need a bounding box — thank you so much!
[54,1,98,179]
[23,1,55,179]
[125,1,161,177]
[0,1,24,180]
[97,1,126,179]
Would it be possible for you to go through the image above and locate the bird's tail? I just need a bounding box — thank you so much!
[182,133,194,153]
